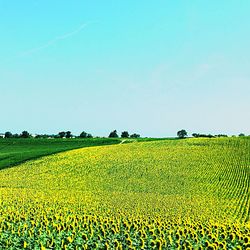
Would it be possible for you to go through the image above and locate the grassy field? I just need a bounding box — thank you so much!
[0,138,122,170]
[0,137,249,249]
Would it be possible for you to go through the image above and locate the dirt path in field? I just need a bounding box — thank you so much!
[119,139,127,144]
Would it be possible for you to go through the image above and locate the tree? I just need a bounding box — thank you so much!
[5,131,12,138]
[239,133,245,137]
[177,129,187,139]
[130,133,140,138]
[121,131,129,138]
[13,133,20,138]
[86,133,93,138]
[79,131,87,138]
[109,130,118,138]
[216,134,228,137]
[58,131,66,138]
[65,131,72,138]
[20,131,30,138]
[192,133,214,138]
[207,134,214,138]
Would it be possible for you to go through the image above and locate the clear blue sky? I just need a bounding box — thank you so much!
[0,1,249,137]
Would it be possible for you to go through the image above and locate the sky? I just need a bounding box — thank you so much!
[0,0,250,137]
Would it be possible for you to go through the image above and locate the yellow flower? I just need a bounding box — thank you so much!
[40,245,46,250]
[67,236,73,243]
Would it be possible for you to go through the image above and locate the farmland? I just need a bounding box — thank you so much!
[0,137,249,249]
[0,138,122,170]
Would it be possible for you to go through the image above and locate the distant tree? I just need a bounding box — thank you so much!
[35,134,50,139]
[216,134,228,138]
[130,133,140,138]
[109,130,118,138]
[58,131,66,138]
[20,131,30,138]
[79,131,87,138]
[207,134,214,138]
[239,133,245,137]
[5,131,12,138]
[177,129,187,139]
[121,131,129,138]
[86,133,93,138]
[13,133,20,138]
[192,133,215,138]
[65,131,72,138]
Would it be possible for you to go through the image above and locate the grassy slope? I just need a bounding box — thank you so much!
[0,138,122,170]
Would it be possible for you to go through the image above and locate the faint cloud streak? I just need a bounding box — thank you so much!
[19,22,91,57]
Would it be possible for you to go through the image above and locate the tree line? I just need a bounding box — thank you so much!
[0,130,140,139]
[177,130,248,139]
[0,130,247,139]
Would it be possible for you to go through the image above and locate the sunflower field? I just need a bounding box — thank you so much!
[0,137,249,249]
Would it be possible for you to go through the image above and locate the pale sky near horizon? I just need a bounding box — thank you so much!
[0,1,249,137]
